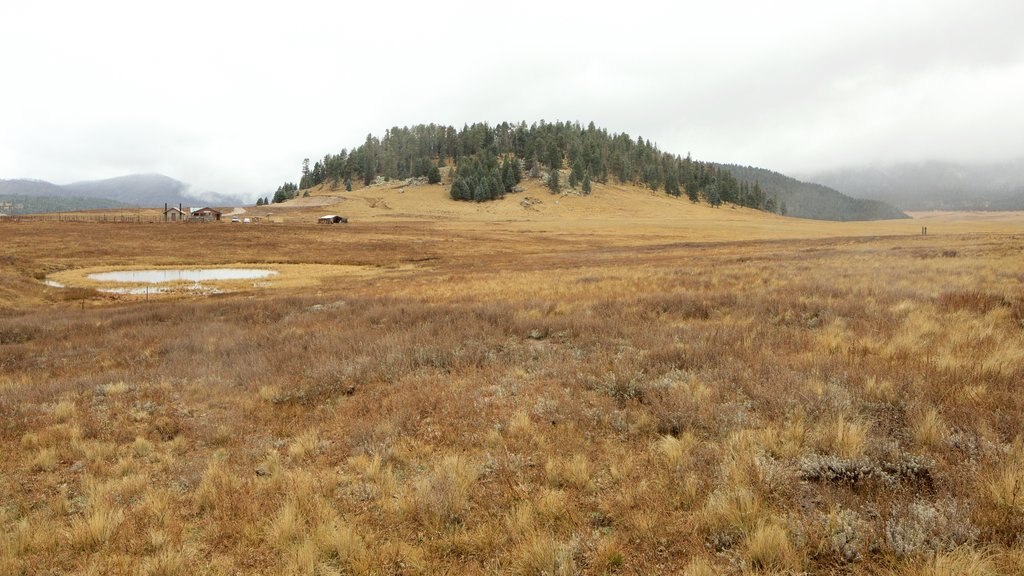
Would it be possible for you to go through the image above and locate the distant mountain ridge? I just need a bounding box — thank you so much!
[806,161,1024,211]
[717,164,909,221]
[0,174,242,212]
[0,194,133,215]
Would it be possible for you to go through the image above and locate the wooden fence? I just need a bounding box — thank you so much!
[0,214,155,223]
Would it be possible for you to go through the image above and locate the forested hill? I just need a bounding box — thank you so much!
[280,121,905,221]
[718,165,909,221]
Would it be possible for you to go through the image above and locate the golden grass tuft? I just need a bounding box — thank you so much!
[534,489,569,526]
[287,428,322,460]
[141,548,187,576]
[146,529,168,552]
[69,505,124,550]
[314,520,367,570]
[194,458,240,513]
[890,547,997,575]
[4,518,33,557]
[984,463,1024,512]
[132,436,154,457]
[744,521,799,572]
[912,407,947,449]
[593,536,625,572]
[863,376,897,403]
[19,432,40,450]
[654,432,697,470]
[700,486,764,537]
[257,450,284,480]
[683,557,720,576]
[282,536,318,575]
[513,534,577,576]
[101,381,130,396]
[51,398,76,422]
[818,415,869,459]
[30,447,59,472]
[544,454,592,490]
[258,384,284,403]
[402,454,478,528]
[268,500,302,548]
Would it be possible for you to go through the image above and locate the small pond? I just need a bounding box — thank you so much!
[87,268,278,283]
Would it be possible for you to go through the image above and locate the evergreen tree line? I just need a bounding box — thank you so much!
[271,182,298,204]
[450,152,522,202]
[278,121,780,212]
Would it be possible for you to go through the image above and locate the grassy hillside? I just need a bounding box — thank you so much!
[275,170,931,240]
[719,164,909,221]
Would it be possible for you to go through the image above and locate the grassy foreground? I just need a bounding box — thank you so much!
[1,191,1024,574]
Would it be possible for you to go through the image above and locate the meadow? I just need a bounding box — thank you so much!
[2,181,1024,574]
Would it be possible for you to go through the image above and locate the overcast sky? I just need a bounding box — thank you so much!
[2,0,1022,200]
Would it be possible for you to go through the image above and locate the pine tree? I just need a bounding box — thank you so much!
[344,178,353,192]
[362,143,375,185]
[548,169,560,193]
[686,183,699,203]
[474,175,493,202]
[665,169,680,197]
[547,145,562,171]
[427,165,442,184]
[450,178,471,201]
[706,184,722,207]
[582,172,592,195]
[501,157,515,192]
[570,159,584,189]
[645,164,662,191]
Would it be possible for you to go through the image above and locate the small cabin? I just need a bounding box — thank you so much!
[164,207,189,222]
[191,207,222,222]
[318,215,348,224]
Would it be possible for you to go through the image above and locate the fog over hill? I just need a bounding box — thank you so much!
[0,174,244,212]
[718,165,909,221]
[806,160,1024,211]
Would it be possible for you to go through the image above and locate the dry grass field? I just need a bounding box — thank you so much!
[2,182,1024,574]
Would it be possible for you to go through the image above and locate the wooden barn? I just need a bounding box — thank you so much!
[318,215,348,224]
[191,207,222,222]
